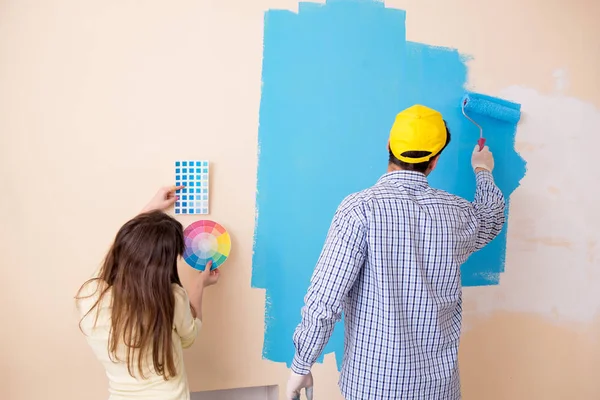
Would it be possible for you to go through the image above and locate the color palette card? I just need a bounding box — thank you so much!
[183,219,231,271]
[175,160,209,215]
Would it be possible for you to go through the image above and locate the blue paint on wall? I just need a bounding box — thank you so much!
[252,0,526,368]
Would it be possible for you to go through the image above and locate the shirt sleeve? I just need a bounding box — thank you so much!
[173,285,202,349]
[291,202,367,375]
[470,170,506,252]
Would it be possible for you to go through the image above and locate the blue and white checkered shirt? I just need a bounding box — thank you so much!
[292,170,505,400]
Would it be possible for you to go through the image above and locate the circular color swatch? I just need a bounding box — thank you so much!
[183,220,231,271]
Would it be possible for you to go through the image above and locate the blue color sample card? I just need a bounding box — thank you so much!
[174,160,209,215]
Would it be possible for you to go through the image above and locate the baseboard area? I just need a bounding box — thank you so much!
[191,385,278,400]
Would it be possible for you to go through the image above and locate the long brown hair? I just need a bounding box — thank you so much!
[76,210,185,380]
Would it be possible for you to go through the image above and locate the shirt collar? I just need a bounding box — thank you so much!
[377,170,430,188]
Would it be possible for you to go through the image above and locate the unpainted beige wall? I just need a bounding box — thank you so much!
[1,1,598,399]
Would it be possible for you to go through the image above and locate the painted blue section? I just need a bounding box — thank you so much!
[253,0,526,368]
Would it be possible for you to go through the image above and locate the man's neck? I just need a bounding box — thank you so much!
[387,164,403,173]
[387,164,429,176]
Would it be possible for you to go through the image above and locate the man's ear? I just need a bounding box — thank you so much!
[428,154,440,173]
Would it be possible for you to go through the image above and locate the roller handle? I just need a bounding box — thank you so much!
[477,137,486,151]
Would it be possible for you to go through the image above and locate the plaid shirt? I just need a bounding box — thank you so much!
[291,170,505,400]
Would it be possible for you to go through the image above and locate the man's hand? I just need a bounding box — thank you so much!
[141,185,183,213]
[471,145,495,172]
[286,371,313,400]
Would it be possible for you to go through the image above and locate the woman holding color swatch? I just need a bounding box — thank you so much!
[75,186,219,400]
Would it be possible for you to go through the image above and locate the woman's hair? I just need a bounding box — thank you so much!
[76,210,185,380]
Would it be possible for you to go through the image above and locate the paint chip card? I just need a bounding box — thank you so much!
[174,160,209,215]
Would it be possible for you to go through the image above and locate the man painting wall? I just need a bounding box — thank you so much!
[286,105,505,400]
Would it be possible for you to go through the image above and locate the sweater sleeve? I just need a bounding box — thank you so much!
[173,285,201,349]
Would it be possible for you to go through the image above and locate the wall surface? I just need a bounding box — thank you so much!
[1,1,599,400]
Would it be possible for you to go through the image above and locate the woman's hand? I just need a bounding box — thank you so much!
[188,260,220,321]
[198,260,220,288]
[141,185,183,213]
[189,261,220,299]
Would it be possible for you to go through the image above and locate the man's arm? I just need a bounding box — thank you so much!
[470,151,506,251]
[290,201,366,375]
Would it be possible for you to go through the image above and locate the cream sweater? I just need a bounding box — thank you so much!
[78,282,201,400]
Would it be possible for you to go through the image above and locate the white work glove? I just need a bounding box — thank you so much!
[286,371,314,400]
[471,145,494,172]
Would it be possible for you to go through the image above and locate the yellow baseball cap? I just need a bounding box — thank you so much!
[389,104,448,164]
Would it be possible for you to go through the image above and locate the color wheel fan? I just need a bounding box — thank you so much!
[183,220,231,271]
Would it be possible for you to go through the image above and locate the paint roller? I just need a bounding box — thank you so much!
[461,92,521,150]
